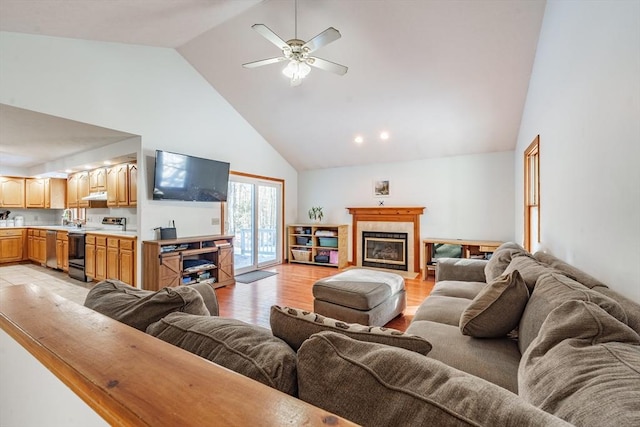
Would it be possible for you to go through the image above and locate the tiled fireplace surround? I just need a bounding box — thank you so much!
[347,207,425,275]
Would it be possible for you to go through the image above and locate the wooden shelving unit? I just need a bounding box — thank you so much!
[287,224,348,268]
[142,234,234,291]
[421,238,503,280]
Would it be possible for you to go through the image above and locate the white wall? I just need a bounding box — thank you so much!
[0,32,298,243]
[515,1,640,301]
[299,151,515,261]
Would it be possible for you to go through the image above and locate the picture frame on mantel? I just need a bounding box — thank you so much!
[373,180,390,197]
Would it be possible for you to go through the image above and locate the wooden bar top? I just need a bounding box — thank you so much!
[0,284,356,426]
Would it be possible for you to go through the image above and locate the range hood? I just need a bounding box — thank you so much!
[82,191,108,201]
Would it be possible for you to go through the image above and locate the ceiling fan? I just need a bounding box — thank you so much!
[242,1,348,86]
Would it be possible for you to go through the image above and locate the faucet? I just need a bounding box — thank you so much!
[62,209,73,226]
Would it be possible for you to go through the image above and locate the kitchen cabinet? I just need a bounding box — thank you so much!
[85,234,96,279]
[86,233,136,286]
[107,162,136,207]
[0,229,26,263]
[56,231,68,271]
[89,168,107,192]
[27,229,47,264]
[0,177,25,208]
[26,178,66,209]
[67,172,90,208]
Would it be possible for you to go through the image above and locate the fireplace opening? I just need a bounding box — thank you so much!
[362,231,408,271]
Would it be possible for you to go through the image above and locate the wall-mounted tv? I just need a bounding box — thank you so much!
[153,150,230,202]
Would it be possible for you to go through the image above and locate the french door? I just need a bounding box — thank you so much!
[226,173,283,275]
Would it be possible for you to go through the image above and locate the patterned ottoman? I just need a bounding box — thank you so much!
[312,268,406,326]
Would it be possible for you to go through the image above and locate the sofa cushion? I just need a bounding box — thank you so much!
[484,242,529,283]
[460,270,529,338]
[429,280,486,299]
[593,285,640,336]
[297,331,570,426]
[146,312,297,396]
[269,305,431,355]
[84,279,210,331]
[407,320,521,393]
[518,272,628,354]
[412,295,472,327]
[519,300,640,426]
[503,254,556,291]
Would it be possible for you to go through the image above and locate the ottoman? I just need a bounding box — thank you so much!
[312,268,406,326]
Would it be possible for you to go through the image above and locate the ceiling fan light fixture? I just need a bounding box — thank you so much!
[282,60,311,79]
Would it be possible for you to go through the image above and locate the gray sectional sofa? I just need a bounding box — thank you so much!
[85,243,640,426]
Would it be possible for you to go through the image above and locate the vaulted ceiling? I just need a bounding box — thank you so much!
[0,0,546,172]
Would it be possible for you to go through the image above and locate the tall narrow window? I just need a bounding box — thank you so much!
[524,135,540,252]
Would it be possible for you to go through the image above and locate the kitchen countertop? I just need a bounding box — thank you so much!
[0,226,138,238]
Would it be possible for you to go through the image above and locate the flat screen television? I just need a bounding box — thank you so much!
[153,150,230,202]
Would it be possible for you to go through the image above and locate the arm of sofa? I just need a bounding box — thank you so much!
[435,258,488,282]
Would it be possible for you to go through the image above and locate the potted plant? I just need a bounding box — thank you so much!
[308,206,324,223]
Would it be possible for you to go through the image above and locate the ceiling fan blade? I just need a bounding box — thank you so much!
[307,57,348,75]
[302,27,341,53]
[242,57,287,69]
[251,24,289,50]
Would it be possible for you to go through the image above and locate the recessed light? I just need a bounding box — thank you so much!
[84,165,92,169]
[103,160,111,165]
[354,135,364,144]
[380,131,390,140]
[64,169,72,173]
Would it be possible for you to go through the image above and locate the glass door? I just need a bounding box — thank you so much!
[226,174,282,275]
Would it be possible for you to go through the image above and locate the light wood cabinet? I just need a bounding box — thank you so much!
[287,224,348,268]
[86,233,136,286]
[56,231,68,271]
[128,163,137,206]
[26,178,66,209]
[89,168,107,192]
[27,229,47,264]
[106,162,136,207]
[67,172,90,208]
[421,238,504,279]
[0,177,25,208]
[142,234,235,291]
[0,229,26,263]
[85,234,96,279]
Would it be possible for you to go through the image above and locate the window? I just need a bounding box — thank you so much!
[524,135,540,252]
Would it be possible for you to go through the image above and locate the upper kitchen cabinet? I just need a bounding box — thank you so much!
[89,168,107,192]
[107,162,136,207]
[67,172,90,208]
[0,177,25,208]
[26,178,66,209]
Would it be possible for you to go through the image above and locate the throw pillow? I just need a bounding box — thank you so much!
[146,312,297,396]
[84,279,210,331]
[270,305,432,355]
[459,270,529,338]
[484,242,530,283]
[518,272,628,354]
[519,300,640,426]
[503,254,555,292]
[297,331,569,427]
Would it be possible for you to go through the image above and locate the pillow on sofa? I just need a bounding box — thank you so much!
[503,254,558,291]
[484,242,530,283]
[519,300,640,426]
[84,279,210,331]
[459,270,529,338]
[297,331,570,427]
[270,305,432,355]
[518,272,628,354]
[147,312,297,396]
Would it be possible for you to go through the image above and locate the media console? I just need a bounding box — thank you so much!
[142,234,235,291]
[422,238,503,280]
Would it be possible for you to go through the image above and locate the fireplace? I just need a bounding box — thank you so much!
[362,231,408,271]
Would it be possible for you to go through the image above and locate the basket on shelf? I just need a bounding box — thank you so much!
[292,249,311,262]
[318,237,338,247]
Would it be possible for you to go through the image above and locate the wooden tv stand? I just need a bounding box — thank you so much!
[422,238,503,280]
[142,234,235,291]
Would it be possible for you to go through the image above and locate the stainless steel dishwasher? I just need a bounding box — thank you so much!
[46,230,57,268]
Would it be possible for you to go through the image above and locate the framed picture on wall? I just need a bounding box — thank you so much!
[373,180,390,197]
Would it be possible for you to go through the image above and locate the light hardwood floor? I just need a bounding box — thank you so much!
[0,263,435,332]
